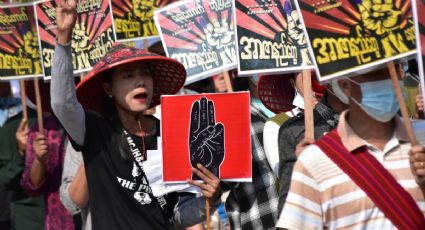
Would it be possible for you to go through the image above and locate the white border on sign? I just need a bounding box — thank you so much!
[412,0,425,112]
[38,0,116,79]
[109,0,162,43]
[233,0,314,76]
[0,2,44,80]
[154,0,238,85]
[293,0,417,83]
[160,91,253,183]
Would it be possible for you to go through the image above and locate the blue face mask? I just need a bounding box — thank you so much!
[253,98,275,118]
[349,79,401,122]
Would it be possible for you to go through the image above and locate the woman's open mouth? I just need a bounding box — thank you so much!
[134,93,148,103]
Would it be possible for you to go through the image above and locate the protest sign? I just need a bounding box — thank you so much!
[143,137,200,196]
[295,0,417,81]
[35,0,115,78]
[412,0,425,111]
[111,0,176,42]
[154,0,237,84]
[234,0,313,76]
[161,92,251,182]
[0,3,42,79]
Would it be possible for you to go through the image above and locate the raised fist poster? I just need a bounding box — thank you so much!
[235,0,313,76]
[154,0,237,84]
[161,92,251,182]
[111,0,176,42]
[0,3,43,79]
[295,0,417,81]
[35,0,115,78]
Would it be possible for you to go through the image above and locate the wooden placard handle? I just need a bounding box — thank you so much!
[302,70,314,140]
[387,61,418,146]
[19,80,28,121]
[206,199,211,230]
[34,78,44,133]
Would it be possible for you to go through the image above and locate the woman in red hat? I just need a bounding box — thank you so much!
[50,1,221,229]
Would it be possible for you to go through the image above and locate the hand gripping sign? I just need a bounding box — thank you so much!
[161,92,251,182]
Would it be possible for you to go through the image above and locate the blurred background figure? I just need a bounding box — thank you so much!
[1,80,45,230]
[20,80,74,230]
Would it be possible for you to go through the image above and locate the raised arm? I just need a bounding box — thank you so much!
[50,0,85,146]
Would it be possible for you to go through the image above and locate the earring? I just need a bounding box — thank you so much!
[108,94,112,98]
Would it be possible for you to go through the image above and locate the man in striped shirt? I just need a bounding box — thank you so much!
[277,68,425,229]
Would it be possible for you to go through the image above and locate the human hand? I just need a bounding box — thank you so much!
[187,163,222,204]
[189,97,225,179]
[33,133,49,163]
[409,145,425,188]
[295,137,314,157]
[15,118,29,156]
[416,93,424,112]
[56,0,77,45]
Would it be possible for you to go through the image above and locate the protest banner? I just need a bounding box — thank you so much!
[412,0,425,111]
[234,0,313,76]
[154,0,238,84]
[111,0,176,42]
[0,3,43,79]
[161,92,251,182]
[35,0,115,79]
[295,0,417,81]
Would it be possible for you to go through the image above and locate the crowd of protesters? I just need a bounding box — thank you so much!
[1,1,425,230]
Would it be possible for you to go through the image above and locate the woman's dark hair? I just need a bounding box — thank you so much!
[102,69,133,160]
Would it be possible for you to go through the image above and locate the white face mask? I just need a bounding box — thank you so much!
[292,91,304,109]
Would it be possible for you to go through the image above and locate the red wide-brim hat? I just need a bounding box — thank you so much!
[76,44,186,113]
[257,74,296,114]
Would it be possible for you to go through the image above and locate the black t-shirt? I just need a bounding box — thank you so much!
[71,111,176,230]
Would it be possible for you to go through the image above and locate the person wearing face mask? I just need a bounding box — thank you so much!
[276,73,349,215]
[277,67,425,229]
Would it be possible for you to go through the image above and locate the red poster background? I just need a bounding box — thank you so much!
[161,92,251,182]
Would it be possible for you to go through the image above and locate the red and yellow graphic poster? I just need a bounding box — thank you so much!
[235,0,313,75]
[155,0,237,84]
[35,0,115,78]
[295,0,417,81]
[0,3,42,79]
[111,0,176,42]
[161,92,251,182]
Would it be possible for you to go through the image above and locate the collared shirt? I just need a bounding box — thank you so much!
[277,96,339,214]
[277,111,425,230]
[223,103,279,230]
